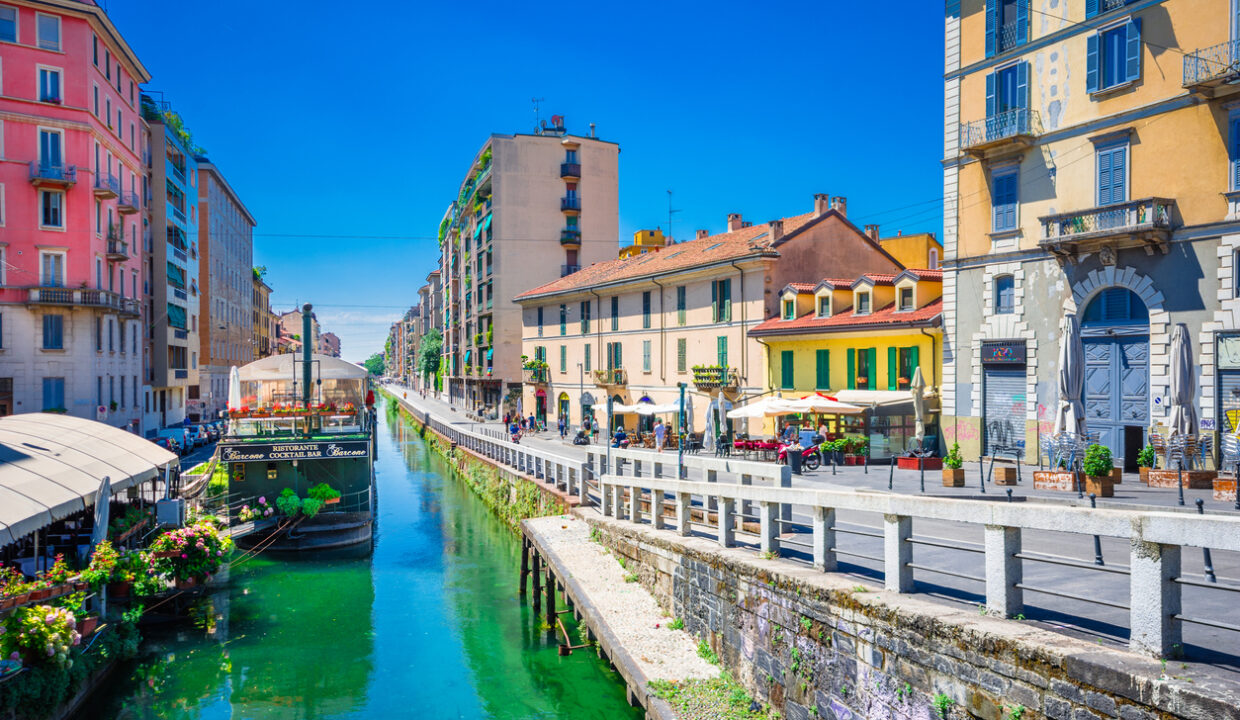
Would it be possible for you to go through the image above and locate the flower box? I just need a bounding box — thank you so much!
[897,456,942,471]
[29,588,50,601]
[78,615,99,638]
[1214,477,1237,502]
[175,576,198,590]
[1033,470,1078,492]
[324,497,340,505]
[1146,469,1216,489]
[942,468,966,487]
[107,581,131,598]
[1139,467,1150,483]
[1085,474,1114,498]
[150,550,179,559]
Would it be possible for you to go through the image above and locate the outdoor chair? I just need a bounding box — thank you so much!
[1221,433,1240,478]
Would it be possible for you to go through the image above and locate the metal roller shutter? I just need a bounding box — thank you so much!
[983,368,1026,456]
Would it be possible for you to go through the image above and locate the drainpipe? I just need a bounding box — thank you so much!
[729,260,748,385]
[651,277,667,382]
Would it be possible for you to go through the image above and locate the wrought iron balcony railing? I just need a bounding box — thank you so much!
[561,196,581,212]
[692,365,739,391]
[592,368,627,387]
[118,191,140,214]
[523,366,550,384]
[1039,197,1175,257]
[560,228,582,245]
[960,108,1040,155]
[560,162,581,179]
[1183,38,1240,89]
[93,174,120,198]
[29,162,77,186]
[106,239,129,261]
[560,264,581,277]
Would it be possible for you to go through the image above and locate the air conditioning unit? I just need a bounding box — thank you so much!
[156,498,185,527]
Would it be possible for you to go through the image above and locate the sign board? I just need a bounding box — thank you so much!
[1219,335,1240,370]
[980,341,1026,365]
[96,405,108,421]
[220,440,370,463]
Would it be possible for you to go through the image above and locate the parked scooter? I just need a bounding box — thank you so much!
[778,442,822,471]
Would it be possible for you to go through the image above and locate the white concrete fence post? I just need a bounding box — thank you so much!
[718,495,734,548]
[676,492,692,536]
[883,514,913,593]
[984,524,1022,618]
[629,484,643,523]
[812,506,836,572]
[759,501,779,556]
[1130,538,1182,657]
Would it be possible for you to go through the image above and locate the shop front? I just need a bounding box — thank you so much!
[980,340,1027,458]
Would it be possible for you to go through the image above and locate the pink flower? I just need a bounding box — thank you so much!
[9,652,18,661]
[181,553,188,559]
[259,496,266,503]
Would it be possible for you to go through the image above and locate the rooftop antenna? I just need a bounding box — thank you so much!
[667,190,682,243]
[531,97,546,134]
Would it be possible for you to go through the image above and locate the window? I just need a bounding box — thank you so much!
[928,248,939,269]
[642,291,652,329]
[606,341,622,370]
[120,376,125,407]
[35,13,58,51]
[40,251,64,286]
[712,279,732,322]
[1096,142,1128,206]
[584,344,592,372]
[42,377,64,411]
[108,318,113,351]
[817,295,830,317]
[1087,18,1142,93]
[0,5,15,43]
[559,304,567,335]
[848,348,876,390]
[994,274,1015,314]
[716,335,728,367]
[560,345,567,373]
[676,286,686,325]
[93,35,98,65]
[899,287,915,311]
[782,299,795,320]
[537,306,543,336]
[992,166,1018,232]
[780,350,795,389]
[815,349,830,389]
[985,61,1028,128]
[1231,114,1240,192]
[38,67,61,103]
[677,338,687,372]
[642,340,652,372]
[855,291,871,314]
[580,300,590,333]
[42,314,63,349]
[38,129,62,168]
[891,347,920,390]
[611,296,619,331]
[985,0,1028,56]
[95,316,102,351]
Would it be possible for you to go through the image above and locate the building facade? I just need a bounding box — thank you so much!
[437,123,620,416]
[252,270,272,358]
[513,196,911,434]
[196,159,256,421]
[277,309,317,357]
[141,100,201,432]
[0,0,150,427]
[944,0,1240,469]
[318,331,341,358]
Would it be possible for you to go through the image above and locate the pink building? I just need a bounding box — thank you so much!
[0,1,151,428]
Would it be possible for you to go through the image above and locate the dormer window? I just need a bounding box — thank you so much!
[817,296,830,317]
[856,292,871,315]
[898,287,914,311]
[782,299,795,320]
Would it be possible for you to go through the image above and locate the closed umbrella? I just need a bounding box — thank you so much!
[89,475,111,548]
[228,365,242,414]
[910,367,927,451]
[1053,313,1086,438]
[1169,323,1198,436]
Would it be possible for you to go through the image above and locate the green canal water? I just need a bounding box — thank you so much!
[85,398,643,719]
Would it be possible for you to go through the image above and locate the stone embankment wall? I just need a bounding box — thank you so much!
[586,512,1239,720]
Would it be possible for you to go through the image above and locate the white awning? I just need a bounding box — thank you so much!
[237,353,369,382]
[0,414,178,546]
[833,389,929,407]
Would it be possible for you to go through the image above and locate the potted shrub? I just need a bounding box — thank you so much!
[1083,443,1115,497]
[844,437,868,465]
[1137,444,1156,483]
[148,521,233,588]
[942,442,966,487]
[309,482,342,506]
[7,605,80,667]
[81,541,119,592]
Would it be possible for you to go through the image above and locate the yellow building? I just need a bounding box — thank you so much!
[944,0,1240,467]
[750,269,943,459]
[619,229,668,259]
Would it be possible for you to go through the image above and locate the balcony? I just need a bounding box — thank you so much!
[692,365,740,392]
[170,205,186,226]
[523,365,550,385]
[592,368,627,387]
[174,369,188,380]
[560,196,581,213]
[996,20,1025,54]
[960,109,1040,158]
[173,287,187,301]
[29,162,77,188]
[1039,197,1175,261]
[560,228,582,246]
[172,247,188,264]
[560,264,581,277]
[173,329,188,340]
[106,239,129,262]
[1183,38,1240,96]
[560,162,581,179]
[169,163,186,186]
[117,191,140,215]
[27,287,140,316]
[93,174,120,199]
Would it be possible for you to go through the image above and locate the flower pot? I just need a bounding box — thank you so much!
[0,597,15,610]
[151,550,179,559]
[1138,466,1150,483]
[942,467,966,487]
[1085,474,1114,498]
[1110,467,1122,485]
[107,581,131,599]
[324,497,340,505]
[175,576,198,590]
[29,588,50,601]
[77,615,99,638]
[13,592,31,606]
[74,581,88,592]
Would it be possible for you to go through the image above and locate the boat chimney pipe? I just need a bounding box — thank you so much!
[302,303,313,406]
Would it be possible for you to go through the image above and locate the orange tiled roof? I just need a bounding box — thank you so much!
[854,273,897,287]
[750,298,943,336]
[784,282,817,293]
[898,268,943,281]
[515,212,821,300]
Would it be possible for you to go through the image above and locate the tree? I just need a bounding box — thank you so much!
[417,329,442,379]
[363,353,385,376]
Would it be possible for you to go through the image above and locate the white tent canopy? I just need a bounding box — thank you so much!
[782,394,865,415]
[833,389,928,407]
[726,396,801,419]
[237,353,369,382]
[0,414,178,546]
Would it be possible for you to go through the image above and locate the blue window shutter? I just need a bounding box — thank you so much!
[1016,0,1028,46]
[1125,17,1142,83]
[985,0,997,57]
[1086,33,1100,93]
[1112,146,1126,203]
[985,71,997,119]
[1086,0,1099,18]
[1097,148,1113,205]
[1231,118,1240,190]
[1016,62,1029,111]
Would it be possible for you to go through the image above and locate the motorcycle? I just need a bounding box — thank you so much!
[777,443,822,471]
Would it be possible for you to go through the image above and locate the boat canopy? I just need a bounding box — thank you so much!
[237,353,369,382]
[0,413,177,546]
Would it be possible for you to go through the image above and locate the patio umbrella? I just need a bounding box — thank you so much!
[89,475,111,548]
[228,365,242,413]
[1053,313,1086,438]
[1168,322,1198,436]
[786,393,865,415]
[726,396,798,419]
[910,367,927,451]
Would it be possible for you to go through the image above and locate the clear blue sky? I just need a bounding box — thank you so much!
[107,0,945,361]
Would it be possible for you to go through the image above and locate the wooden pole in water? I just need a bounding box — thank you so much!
[532,552,542,614]
[519,537,529,596]
[545,569,556,626]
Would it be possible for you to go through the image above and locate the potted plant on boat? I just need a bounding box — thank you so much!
[1083,443,1115,497]
[1137,444,1156,483]
[308,482,342,506]
[942,442,966,487]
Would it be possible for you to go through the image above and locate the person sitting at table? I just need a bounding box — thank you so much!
[612,425,629,448]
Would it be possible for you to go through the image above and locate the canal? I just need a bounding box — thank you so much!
[85,398,643,719]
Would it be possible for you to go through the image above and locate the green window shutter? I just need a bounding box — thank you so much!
[616,342,622,369]
[717,336,728,367]
[585,344,592,372]
[910,345,920,380]
[711,281,718,322]
[780,350,794,389]
[866,348,877,390]
[643,340,651,372]
[847,349,856,390]
[887,346,897,391]
[816,349,829,390]
[677,286,686,325]
[560,345,567,373]
[677,338,687,372]
[722,279,732,321]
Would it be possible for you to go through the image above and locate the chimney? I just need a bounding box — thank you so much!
[727,213,744,232]
[830,196,847,216]
[814,193,830,217]
[864,224,880,241]
[696,229,709,240]
[768,219,784,243]
[589,123,596,138]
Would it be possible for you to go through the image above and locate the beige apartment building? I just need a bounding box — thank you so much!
[513,195,910,433]
[437,120,619,416]
[252,271,273,358]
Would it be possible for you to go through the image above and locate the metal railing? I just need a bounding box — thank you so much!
[94,173,120,196]
[560,162,581,178]
[173,329,188,340]
[106,239,129,259]
[1040,197,1175,243]
[592,368,627,386]
[173,248,188,264]
[997,21,1024,52]
[595,471,1240,657]
[170,205,186,225]
[523,366,550,384]
[960,108,1040,150]
[560,264,581,277]
[560,228,582,244]
[27,287,140,315]
[169,162,186,185]
[118,191,140,212]
[29,162,77,184]
[560,197,581,212]
[1183,37,1240,87]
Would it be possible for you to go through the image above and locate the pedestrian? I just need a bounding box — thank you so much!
[528,413,536,433]
[558,416,567,439]
[654,418,666,452]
